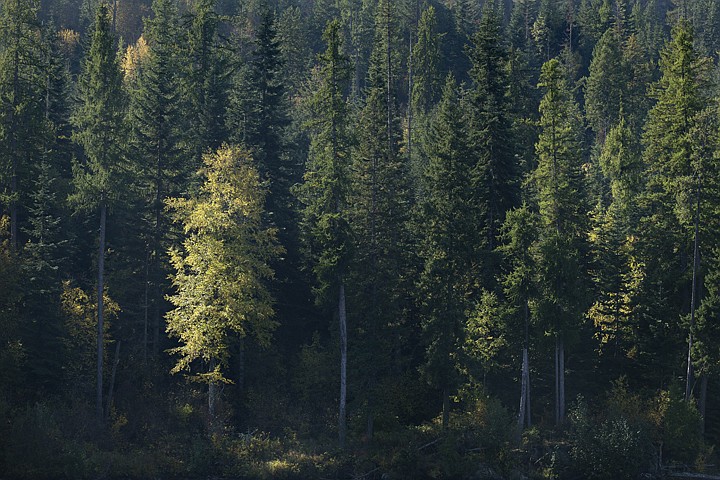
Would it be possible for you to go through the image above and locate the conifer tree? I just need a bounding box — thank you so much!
[409,6,442,191]
[584,27,626,138]
[467,1,518,261]
[587,115,643,374]
[182,0,229,169]
[533,57,587,424]
[20,160,68,394]
[70,3,126,421]
[165,145,281,419]
[129,0,184,358]
[350,0,409,439]
[0,0,47,250]
[418,75,480,429]
[641,19,713,401]
[297,20,353,448]
[499,204,538,430]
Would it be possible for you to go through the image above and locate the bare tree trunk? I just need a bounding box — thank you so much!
[559,336,565,420]
[105,341,121,419]
[442,387,450,429]
[9,14,19,251]
[208,359,217,419]
[143,249,149,364]
[686,176,701,402]
[518,347,528,431]
[554,335,559,425]
[699,374,708,434]
[339,282,348,449]
[237,337,245,392]
[526,353,531,427]
[96,201,107,422]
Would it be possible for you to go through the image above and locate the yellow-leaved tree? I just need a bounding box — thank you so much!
[165,144,282,419]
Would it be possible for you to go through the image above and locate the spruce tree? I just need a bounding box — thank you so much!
[584,27,626,138]
[128,0,184,359]
[350,0,409,439]
[498,204,538,430]
[641,19,713,401]
[418,75,480,429]
[70,3,126,421]
[297,20,353,448]
[467,1,518,262]
[182,0,229,169]
[0,0,48,250]
[533,57,587,424]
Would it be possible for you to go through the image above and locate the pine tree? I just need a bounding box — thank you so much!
[165,145,281,419]
[533,57,587,424]
[584,27,626,138]
[467,1,518,263]
[587,115,643,376]
[641,19,713,401]
[128,0,184,359]
[70,3,126,421]
[297,20,353,448]
[498,204,538,430]
[417,75,480,429]
[0,0,48,250]
[182,0,229,169]
[350,0,409,439]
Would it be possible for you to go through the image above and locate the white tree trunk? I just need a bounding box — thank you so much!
[96,201,106,422]
[339,282,347,448]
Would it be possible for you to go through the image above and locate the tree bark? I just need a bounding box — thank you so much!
[559,336,565,420]
[554,334,559,425]
[339,282,347,449]
[686,175,701,402]
[9,10,19,251]
[518,347,528,431]
[699,374,708,434]
[105,340,121,419]
[442,386,450,429]
[208,359,217,419]
[96,201,107,422]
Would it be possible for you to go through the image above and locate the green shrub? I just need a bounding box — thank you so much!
[568,396,652,480]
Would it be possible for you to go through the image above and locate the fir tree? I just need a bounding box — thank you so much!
[70,3,126,421]
[128,0,184,359]
[0,0,48,250]
[467,1,518,261]
[297,20,353,448]
[641,19,713,401]
[417,75,480,429]
[533,57,587,424]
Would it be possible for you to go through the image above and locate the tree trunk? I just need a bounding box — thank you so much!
[105,340,121,419]
[96,201,107,422]
[559,336,565,421]
[554,335,559,425]
[442,386,450,429]
[518,347,528,431]
[686,175,701,402]
[339,282,347,449]
[143,249,149,364]
[9,19,19,251]
[699,374,708,434]
[208,359,217,419]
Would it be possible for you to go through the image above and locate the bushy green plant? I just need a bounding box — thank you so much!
[654,383,703,464]
[568,395,652,479]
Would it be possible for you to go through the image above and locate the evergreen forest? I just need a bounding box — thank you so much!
[3,0,720,477]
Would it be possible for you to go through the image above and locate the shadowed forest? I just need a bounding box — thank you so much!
[2,0,720,478]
